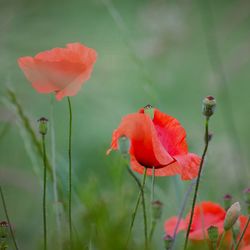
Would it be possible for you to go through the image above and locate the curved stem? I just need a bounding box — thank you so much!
[126,166,148,249]
[141,168,148,249]
[183,117,210,250]
[217,231,226,250]
[42,134,47,250]
[67,97,73,247]
[0,186,19,250]
[235,215,250,250]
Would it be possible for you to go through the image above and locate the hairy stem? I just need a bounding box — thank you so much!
[67,97,73,247]
[183,117,210,250]
[42,134,47,250]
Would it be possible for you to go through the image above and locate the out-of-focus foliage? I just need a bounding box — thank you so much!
[0,0,249,249]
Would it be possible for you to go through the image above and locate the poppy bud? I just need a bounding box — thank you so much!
[164,234,174,250]
[118,135,130,157]
[243,188,250,214]
[0,221,8,239]
[223,194,232,211]
[144,104,155,120]
[38,117,48,135]
[207,226,219,248]
[224,202,241,231]
[152,200,163,221]
[202,96,216,117]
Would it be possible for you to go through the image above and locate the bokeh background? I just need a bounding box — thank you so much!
[0,0,249,249]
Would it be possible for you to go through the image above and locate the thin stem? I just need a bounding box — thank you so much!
[235,215,250,250]
[151,167,155,204]
[0,186,19,250]
[149,220,156,243]
[67,97,73,247]
[126,166,142,244]
[141,168,148,249]
[126,166,148,249]
[183,117,210,250]
[50,97,62,249]
[217,231,226,250]
[170,180,196,250]
[42,134,47,250]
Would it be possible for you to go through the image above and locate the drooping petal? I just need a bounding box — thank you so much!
[130,154,181,176]
[174,153,201,180]
[107,113,174,168]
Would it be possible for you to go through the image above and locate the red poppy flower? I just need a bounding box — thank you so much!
[165,201,250,248]
[107,107,201,180]
[165,201,226,240]
[18,42,97,100]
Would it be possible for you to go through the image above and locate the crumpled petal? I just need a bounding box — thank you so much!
[164,216,186,237]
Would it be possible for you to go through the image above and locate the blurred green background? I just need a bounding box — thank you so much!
[0,0,249,249]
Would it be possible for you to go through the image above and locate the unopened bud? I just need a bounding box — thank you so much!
[144,104,155,120]
[0,221,8,238]
[152,200,163,221]
[224,202,241,231]
[118,135,130,157]
[223,194,232,211]
[38,117,48,135]
[164,234,174,250]
[207,226,219,249]
[202,96,216,117]
[243,188,250,214]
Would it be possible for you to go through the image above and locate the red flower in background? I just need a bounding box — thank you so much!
[18,42,97,100]
[165,201,250,248]
[107,107,201,180]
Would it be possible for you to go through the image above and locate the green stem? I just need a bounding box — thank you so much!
[0,186,19,250]
[217,231,226,250]
[235,215,250,250]
[149,219,157,242]
[183,117,210,250]
[141,168,148,249]
[126,166,148,249]
[42,134,47,250]
[151,167,155,204]
[67,97,73,247]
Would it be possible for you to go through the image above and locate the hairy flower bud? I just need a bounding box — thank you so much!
[0,221,8,239]
[152,200,163,221]
[164,235,174,250]
[118,135,130,157]
[224,202,241,231]
[207,226,219,249]
[144,104,155,120]
[38,117,48,135]
[202,96,216,117]
[223,194,232,211]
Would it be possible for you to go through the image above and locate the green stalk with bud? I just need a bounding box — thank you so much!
[38,117,48,250]
[184,96,216,250]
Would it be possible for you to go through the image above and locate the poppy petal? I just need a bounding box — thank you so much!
[174,153,201,180]
[107,113,174,167]
[130,154,181,176]
[153,109,188,155]
[164,216,186,237]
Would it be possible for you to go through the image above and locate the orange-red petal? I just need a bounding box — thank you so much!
[107,113,174,168]
[164,216,186,236]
